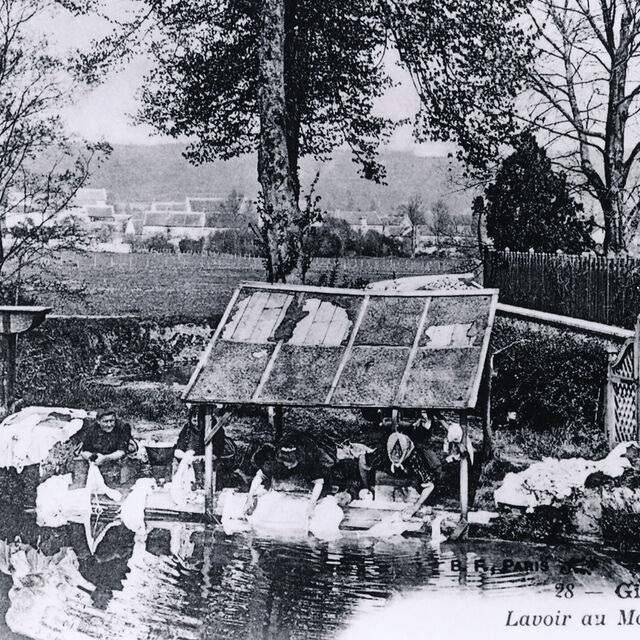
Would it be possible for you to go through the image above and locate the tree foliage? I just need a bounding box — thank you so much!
[397,196,424,257]
[387,0,533,173]
[483,133,595,253]
[304,216,406,258]
[84,0,533,279]
[0,0,107,304]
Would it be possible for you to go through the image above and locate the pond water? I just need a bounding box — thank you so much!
[0,507,637,640]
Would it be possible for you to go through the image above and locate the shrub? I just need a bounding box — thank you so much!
[179,237,204,253]
[491,319,608,453]
[143,233,175,253]
[600,507,640,551]
[494,504,576,543]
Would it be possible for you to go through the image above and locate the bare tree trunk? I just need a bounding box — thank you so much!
[257,0,299,283]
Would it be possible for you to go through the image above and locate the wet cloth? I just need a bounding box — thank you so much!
[81,419,132,455]
[0,407,87,472]
[364,441,443,494]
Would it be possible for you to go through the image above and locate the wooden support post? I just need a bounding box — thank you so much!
[482,356,494,460]
[459,412,469,523]
[268,406,283,441]
[3,333,16,415]
[635,315,640,441]
[204,406,217,522]
[605,344,618,448]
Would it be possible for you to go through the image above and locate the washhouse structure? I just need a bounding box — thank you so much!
[183,282,498,523]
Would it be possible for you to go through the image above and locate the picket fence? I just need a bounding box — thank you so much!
[483,250,640,329]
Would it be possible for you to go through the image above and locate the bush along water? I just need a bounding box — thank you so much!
[490,318,609,459]
[13,317,213,422]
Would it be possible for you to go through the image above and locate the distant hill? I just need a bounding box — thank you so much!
[87,144,474,215]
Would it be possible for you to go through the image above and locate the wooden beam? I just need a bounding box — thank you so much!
[606,346,617,449]
[468,293,498,409]
[394,298,431,405]
[324,295,370,404]
[497,303,634,340]
[204,407,217,522]
[459,413,469,524]
[482,354,494,460]
[252,341,284,401]
[268,405,283,441]
[182,287,241,401]
[240,280,499,299]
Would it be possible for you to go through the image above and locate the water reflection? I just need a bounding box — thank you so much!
[0,508,635,640]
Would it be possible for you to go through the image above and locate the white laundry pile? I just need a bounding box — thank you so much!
[0,407,88,472]
[494,442,634,510]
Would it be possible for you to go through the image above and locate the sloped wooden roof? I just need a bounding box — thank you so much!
[184,282,498,410]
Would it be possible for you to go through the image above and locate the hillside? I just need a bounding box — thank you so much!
[87,144,474,214]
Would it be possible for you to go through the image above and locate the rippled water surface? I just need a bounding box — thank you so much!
[0,507,637,640]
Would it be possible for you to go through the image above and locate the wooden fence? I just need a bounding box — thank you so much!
[483,250,640,329]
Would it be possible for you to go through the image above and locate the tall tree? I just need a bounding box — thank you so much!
[429,199,454,254]
[483,133,595,253]
[394,0,640,254]
[524,0,640,254]
[398,196,425,257]
[0,0,107,410]
[85,0,529,279]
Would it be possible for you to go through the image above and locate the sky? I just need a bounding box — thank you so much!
[51,4,450,156]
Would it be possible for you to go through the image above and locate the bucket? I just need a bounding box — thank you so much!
[145,444,175,465]
[145,443,175,487]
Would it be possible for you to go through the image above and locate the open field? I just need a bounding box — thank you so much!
[40,252,475,319]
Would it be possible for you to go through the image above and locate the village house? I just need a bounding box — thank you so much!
[74,188,108,208]
[139,195,254,239]
[142,211,206,239]
[85,205,116,225]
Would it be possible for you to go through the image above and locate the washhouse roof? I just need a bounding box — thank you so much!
[183,282,498,410]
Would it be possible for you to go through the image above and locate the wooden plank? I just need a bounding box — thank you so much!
[305,301,339,345]
[497,303,633,340]
[250,292,293,343]
[394,298,431,405]
[204,408,216,522]
[221,296,250,340]
[468,293,498,409]
[460,412,469,522]
[323,311,352,347]
[182,287,241,401]
[289,296,321,344]
[324,295,370,404]
[232,290,270,341]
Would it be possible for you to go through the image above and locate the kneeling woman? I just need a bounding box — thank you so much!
[173,409,236,487]
[245,431,337,519]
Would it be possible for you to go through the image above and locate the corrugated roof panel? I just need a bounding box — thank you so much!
[186,341,275,403]
[184,282,498,409]
[355,297,426,346]
[258,345,344,404]
[331,346,410,405]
